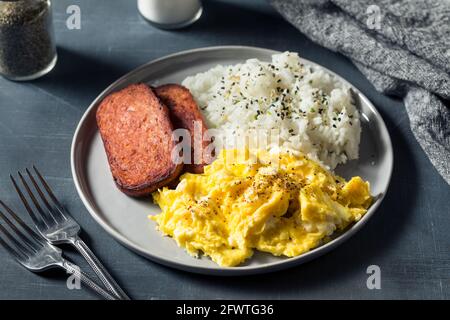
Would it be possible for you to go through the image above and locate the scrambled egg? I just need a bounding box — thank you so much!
[150,149,372,267]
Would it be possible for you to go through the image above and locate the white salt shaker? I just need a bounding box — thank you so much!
[137,0,202,29]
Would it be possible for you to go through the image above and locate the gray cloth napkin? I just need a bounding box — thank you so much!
[270,0,450,185]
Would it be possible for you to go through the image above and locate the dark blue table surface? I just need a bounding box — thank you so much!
[0,0,449,300]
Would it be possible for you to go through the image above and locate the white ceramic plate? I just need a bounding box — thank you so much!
[71,46,393,275]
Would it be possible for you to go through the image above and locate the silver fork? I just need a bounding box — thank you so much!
[10,166,130,300]
[0,201,117,300]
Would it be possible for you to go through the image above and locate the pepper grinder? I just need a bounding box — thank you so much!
[0,0,56,81]
[137,0,202,29]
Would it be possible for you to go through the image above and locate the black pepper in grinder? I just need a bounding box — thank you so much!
[0,0,56,81]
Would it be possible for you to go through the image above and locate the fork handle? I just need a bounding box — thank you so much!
[62,260,117,300]
[72,237,130,300]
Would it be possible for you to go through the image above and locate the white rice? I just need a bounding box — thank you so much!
[182,51,361,169]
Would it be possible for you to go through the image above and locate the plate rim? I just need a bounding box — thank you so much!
[71,45,394,276]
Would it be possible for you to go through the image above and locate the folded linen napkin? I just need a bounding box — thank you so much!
[270,0,450,185]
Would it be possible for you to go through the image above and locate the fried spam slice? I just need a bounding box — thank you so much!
[155,84,213,173]
[96,83,183,197]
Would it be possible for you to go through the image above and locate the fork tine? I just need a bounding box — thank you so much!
[0,200,45,246]
[26,168,65,222]
[10,175,49,230]
[32,166,67,220]
[0,230,27,261]
[0,209,41,252]
[0,223,33,257]
[17,172,58,226]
